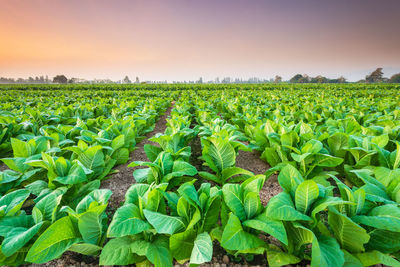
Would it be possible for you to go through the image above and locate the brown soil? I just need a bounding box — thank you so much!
[236,149,268,175]
[101,105,173,210]
[235,149,282,205]
[260,173,282,205]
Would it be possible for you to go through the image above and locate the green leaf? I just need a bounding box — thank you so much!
[266,192,311,221]
[0,189,30,216]
[108,204,151,237]
[221,213,265,251]
[190,232,212,264]
[11,138,32,158]
[328,208,370,253]
[366,229,400,254]
[295,180,319,214]
[68,243,102,256]
[54,164,87,185]
[266,248,301,267]
[133,236,172,267]
[170,229,196,263]
[111,134,125,151]
[144,144,163,162]
[390,142,400,169]
[32,188,66,223]
[168,161,197,178]
[278,164,303,195]
[146,236,173,267]
[113,147,130,165]
[133,168,150,183]
[26,216,81,264]
[312,235,344,267]
[203,194,221,232]
[244,191,262,220]
[355,250,400,267]
[78,206,106,245]
[243,212,288,245]
[222,184,246,221]
[99,237,139,265]
[125,183,150,205]
[198,171,220,184]
[143,209,185,234]
[221,167,253,183]
[1,222,44,257]
[328,132,348,158]
[352,204,400,231]
[374,167,400,188]
[177,182,201,208]
[205,137,236,173]
[315,154,344,167]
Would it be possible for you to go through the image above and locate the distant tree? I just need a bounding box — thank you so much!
[366,68,384,83]
[274,75,282,83]
[123,76,131,83]
[53,75,68,83]
[337,76,347,83]
[389,73,400,83]
[310,75,328,83]
[135,76,140,83]
[290,74,304,83]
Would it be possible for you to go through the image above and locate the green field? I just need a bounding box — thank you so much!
[1,84,400,266]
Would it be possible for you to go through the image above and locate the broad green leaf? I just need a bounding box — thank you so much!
[1,222,44,257]
[143,209,185,235]
[99,237,139,265]
[295,180,319,214]
[352,204,400,231]
[222,184,246,221]
[278,164,303,195]
[125,183,150,204]
[355,250,400,267]
[206,137,236,173]
[328,208,369,253]
[266,192,311,221]
[108,204,151,237]
[26,216,81,264]
[244,191,262,220]
[0,189,30,216]
[243,212,288,245]
[111,134,125,150]
[144,144,163,162]
[190,232,212,264]
[315,154,343,167]
[78,205,106,245]
[170,229,196,263]
[366,229,400,254]
[221,166,253,182]
[266,248,301,267]
[68,243,102,256]
[221,213,265,251]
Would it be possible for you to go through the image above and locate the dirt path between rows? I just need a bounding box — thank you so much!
[101,103,173,210]
[236,149,282,205]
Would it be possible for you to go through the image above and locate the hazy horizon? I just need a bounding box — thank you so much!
[1,0,399,82]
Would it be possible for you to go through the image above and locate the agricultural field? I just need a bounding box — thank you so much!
[1,83,400,267]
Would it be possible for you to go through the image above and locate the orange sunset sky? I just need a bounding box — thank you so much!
[0,0,399,82]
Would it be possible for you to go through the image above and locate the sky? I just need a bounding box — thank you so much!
[0,0,399,82]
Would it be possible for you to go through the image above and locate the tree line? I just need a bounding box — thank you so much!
[1,68,400,84]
